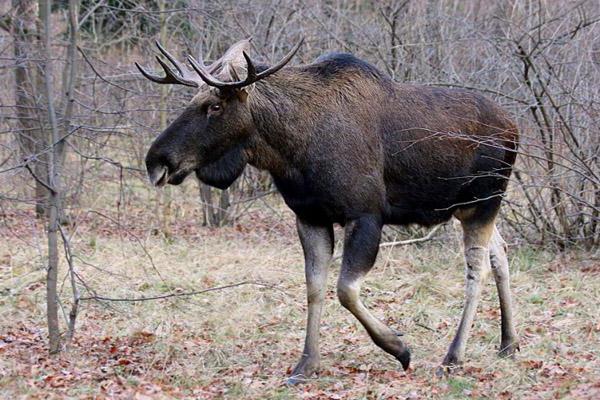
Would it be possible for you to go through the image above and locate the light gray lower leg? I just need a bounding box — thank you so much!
[289,219,333,383]
[337,216,410,370]
[337,276,410,369]
[443,222,492,366]
[489,225,519,356]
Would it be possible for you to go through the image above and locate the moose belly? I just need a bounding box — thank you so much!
[384,201,455,227]
[272,175,348,225]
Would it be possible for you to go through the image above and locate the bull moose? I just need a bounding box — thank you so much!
[136,38,519,382]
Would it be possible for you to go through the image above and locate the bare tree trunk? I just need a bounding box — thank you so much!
[199,184,215,226]
[199,184,232,227]
[46,186,60,353]
[217,186,231,224]
[62,0,80,346]
[38,0,61,354]
[425,0,442,77]
[199,183,209,226]
[29,0,79,354]
[11,0,48,218]
[157,0,173,237]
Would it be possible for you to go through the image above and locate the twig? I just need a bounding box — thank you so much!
[415,322,438,333]
[379,225,442,248]
[80,281,280,302]
[23,161,56,194]
[85,209,162,281]
[59,226,80,345]
[77,46,133,92]
[331,225,443,261]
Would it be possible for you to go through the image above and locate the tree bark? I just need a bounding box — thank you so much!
[38,0,61,354]
[11,0,48,218]
[199,184,232,227]
[157,0,173,237]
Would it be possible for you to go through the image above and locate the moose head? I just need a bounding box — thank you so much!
[137,39,303,189]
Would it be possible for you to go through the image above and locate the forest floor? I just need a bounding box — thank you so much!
[1,204,599,399]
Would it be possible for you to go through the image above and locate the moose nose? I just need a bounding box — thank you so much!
[148,165,168,187]
[145,150,175,187]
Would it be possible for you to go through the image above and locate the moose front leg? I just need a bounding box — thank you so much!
[288,218,334,384]
[442,218,494,369]
[337,215,411,370]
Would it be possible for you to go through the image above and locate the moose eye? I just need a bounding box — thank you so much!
[208,103,222,114]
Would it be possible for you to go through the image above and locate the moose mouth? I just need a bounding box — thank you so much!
[149,166,192,187]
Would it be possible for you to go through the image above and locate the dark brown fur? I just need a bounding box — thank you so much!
[237,53,518,227]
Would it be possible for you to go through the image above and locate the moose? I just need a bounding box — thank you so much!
[137,38,519,382]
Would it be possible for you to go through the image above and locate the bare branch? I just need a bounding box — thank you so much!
[80,281,283,302]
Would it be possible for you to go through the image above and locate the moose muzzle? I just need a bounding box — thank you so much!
[145,144,191,187]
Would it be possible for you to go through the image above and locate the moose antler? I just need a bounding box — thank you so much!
[187,38,304,90]
[135,41,203,87]
[136,38,304,90]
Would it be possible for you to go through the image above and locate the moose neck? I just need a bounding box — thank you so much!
[246,71,323,178]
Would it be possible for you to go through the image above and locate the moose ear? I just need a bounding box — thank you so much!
[205,38,253,73]
[226,65,249,102]
[236,89,249,103]
[195,145,248,190]
[221,38,253,72]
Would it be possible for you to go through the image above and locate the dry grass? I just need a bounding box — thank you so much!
[1,203,599,399]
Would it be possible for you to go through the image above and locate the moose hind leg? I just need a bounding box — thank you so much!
[288,218,334,384]
[489,225,520,357]
[442,218,494,367]
[337,215,410,370]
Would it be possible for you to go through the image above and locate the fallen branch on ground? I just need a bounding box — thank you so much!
[80,281,283,302]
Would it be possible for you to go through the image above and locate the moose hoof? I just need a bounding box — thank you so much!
[287,357,320,385]
[436,356,463,377]
[441,353,463,368]
[435,365,456,378]
[498,341,520,358]
[395,348,411,371]
[435,365,446,378]
[286,375,310,386]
